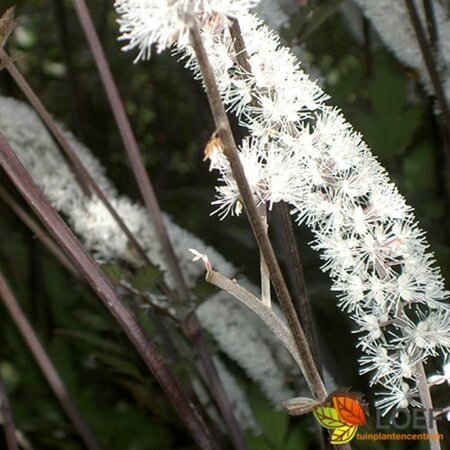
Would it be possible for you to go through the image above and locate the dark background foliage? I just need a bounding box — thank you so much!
[0,0,449,449]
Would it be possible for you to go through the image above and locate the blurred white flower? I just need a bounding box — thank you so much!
[0,95,302,409]
[353,0,450,105]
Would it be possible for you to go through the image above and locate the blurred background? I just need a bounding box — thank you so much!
[0,0,449,448]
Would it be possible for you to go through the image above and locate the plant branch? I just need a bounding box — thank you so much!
[0,186,79,278]
[0,48,152,267]
[0,376,19,450]
[258,205,271,307]
[70,5,246,447]
[416,362,441,450]
[274,202,321,371]
[404,0,450,136]
[396,302,441,450]
[53,0,84,138]
[422,0,438,50]
[228,21,321,372]
[205,268,304,372]
[0,134,219,450]
[186,13,327,402]
[0,270,99,450]
[0,185,228,448]
[71,0,187,301]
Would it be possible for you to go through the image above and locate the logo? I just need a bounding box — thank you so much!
[283,389,444,444]
[312,390,367,445]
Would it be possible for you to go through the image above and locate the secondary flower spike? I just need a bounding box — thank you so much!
[114,0,450,415]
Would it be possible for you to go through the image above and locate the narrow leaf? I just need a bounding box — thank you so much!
[0,7,17,49]
[281,397,321,416]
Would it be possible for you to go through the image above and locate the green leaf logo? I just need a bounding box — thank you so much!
[313,406,345,429]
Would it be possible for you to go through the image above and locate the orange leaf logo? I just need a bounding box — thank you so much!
[332,394,367,426]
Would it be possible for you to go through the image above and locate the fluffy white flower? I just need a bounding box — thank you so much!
[376,379,421,416]
[115,0,260,61]
[114,1,450,413]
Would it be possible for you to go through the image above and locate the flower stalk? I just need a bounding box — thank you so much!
[185,11,327,402]
[228,16,321,373]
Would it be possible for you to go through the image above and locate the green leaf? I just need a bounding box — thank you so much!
[284,427,309,450]
[356,53,421,157]
[130,264,163,292]
[246,435,273,450]
[101,263,124,284]
[57,329,128,355]
[191,276,217,301]
[93,353,146,381]
[249,388,289,448]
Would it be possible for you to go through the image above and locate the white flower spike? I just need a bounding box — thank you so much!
[115,0,450,415]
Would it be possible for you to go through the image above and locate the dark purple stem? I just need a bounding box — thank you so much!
[0,271,99,450]
[404,0,450,135]
[0,376,19,450]
[0,133,219,450]
[71,2,246,446]
[72,0,186,300]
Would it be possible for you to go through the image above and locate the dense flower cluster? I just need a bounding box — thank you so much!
[114,0,450,414]
[115,0,259,60]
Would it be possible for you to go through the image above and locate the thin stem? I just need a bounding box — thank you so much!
[0,376,19,450]
[186,13,327,402]
[0,134,219,450]
[0,48,152,267]
[71,0,187,301]
[258,205,271,308]
[396,302,441,450]
[0,271,99,450]
[0,186,79,278]
[422,0,438,50]
[0,187,225,448]
[70,6,245,445]
[53,0,84,138]
[228,20,322,376]
[404,0,450,136]
[275,202,321,372]
[205,268,304,372]
[191,330,247,450]
[416,362,441,450]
